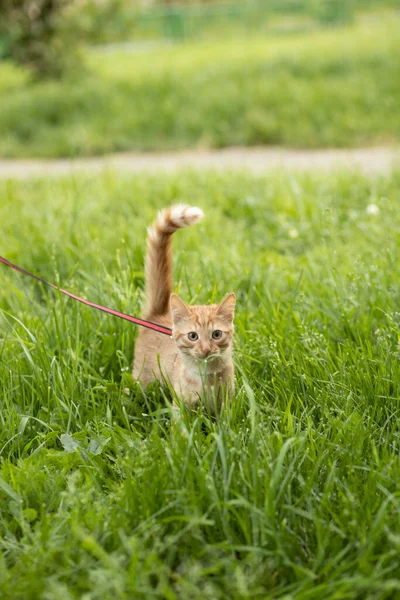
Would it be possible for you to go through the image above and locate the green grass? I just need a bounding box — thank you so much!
[1,168,400,598]
[0,13,399,158]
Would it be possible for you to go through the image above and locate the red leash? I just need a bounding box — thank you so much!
[0,255,172,336]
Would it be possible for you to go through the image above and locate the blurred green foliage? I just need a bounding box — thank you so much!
[134,0,355,43]
[69,0,399,44]
[0,14,398,157]
[0,0,76,77]
[0,0,397,76]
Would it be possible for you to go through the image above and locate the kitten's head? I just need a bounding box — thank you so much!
[170,293,236,369]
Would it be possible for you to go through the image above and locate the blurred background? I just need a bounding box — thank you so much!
[0,0,399,159]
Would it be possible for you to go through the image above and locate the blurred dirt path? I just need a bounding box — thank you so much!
[0,147,398,179]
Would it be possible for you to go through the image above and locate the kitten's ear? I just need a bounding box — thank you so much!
[170,294,191,325]
[215,292,236,324]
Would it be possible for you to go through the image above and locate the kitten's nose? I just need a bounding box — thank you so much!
[202,347,211,357]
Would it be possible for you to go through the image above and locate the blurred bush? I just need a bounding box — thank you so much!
[0,0,76,77]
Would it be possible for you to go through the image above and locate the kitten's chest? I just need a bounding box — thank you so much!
[175,361,224,387]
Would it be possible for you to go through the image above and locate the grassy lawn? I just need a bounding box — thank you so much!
[1,168,400,598]
[0,13,399,158]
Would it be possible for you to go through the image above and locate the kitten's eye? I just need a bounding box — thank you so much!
[212,330,223,340]
[188,332,198,341]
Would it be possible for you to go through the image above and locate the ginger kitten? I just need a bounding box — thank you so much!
[132,204,236,409]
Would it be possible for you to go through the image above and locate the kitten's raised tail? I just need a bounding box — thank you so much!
[143,204,204,317]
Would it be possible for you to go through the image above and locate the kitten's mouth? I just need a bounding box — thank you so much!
[197,354,223,367]
[199,353,219,361]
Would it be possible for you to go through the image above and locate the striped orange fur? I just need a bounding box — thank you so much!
[144,204,204,317]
